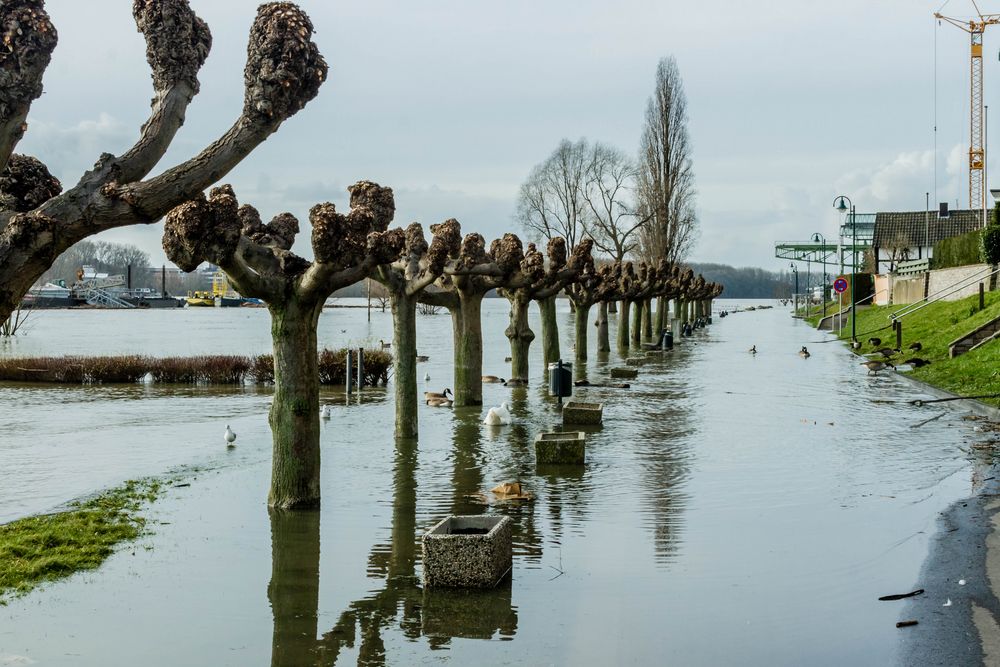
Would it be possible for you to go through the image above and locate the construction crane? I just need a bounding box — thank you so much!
[935,3,1000,220]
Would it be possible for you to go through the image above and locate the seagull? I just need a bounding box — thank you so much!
[224,425,237,447]
[320,405,331,420]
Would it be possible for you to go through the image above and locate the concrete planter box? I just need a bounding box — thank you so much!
[422,515,512,588]
[562,400,603,425]
[610,367,638,379]
[535,431,585,464]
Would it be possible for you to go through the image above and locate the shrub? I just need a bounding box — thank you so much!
[249,354,274,384]
[933,229,984,269]
[982,225,1000,265]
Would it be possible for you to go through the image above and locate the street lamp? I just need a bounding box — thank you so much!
[789,262,799,297]
[833,195,856,342]
[812,232,827,317]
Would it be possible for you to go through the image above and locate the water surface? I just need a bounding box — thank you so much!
[0,299,979,665]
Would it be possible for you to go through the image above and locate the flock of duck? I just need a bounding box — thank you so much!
[746,336,929,377]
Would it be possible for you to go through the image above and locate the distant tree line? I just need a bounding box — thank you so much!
[687,263,793,299]
[39,240,150,285]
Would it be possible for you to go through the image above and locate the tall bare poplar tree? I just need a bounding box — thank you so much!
[637,56,697,267]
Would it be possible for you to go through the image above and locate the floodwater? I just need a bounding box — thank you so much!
[0,299,983,665]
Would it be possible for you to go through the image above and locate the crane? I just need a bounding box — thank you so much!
[935,2,1000,221]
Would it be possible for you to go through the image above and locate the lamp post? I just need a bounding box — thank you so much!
[789,262,799,297]
[812,232,827,317]
[833,195,856,342]
[805,255,811,318]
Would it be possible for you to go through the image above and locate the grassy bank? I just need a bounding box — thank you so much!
[829,291,1000,405]
[0,479,162,603]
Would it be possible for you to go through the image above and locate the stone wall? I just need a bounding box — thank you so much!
[926,263,992,301]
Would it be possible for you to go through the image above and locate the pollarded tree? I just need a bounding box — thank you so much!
[593,263,622,354]
[420,233,525,407]
[372,220,462,439]
[0,0,326,325]
[500,237,594,380]
[163,181,397,509]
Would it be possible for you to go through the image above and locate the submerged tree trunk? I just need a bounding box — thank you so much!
[538,296,560,370]
[454,291,484,406]
[608,300,618,314]
[653,296,665,337]
[597,301,611,352]
[391,293,418,439]
[641,299,652,341]
[269,300,323,509]
[269,508,320,667]
[677,298,687,325]
[574,301,591,363]
[630,298,642,346]
[505,293,534,380]
[617,300,632,348]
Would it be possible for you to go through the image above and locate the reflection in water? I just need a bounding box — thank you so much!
[268,509,321,667]
[269,436,518,665]
[633,344,695,563]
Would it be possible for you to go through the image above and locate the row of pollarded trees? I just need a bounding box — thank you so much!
[163,181,721,509]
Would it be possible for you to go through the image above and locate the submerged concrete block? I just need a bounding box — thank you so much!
[610,367,638,379]
[422,515,512,588]
[535,431,586,464]
[625,357,645,366]
[562,400,603,425]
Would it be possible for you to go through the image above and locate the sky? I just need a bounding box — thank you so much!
[14,0,994,272]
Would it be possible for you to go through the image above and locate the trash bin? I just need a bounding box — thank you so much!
[548,360,572,399]
[663,330,674,349]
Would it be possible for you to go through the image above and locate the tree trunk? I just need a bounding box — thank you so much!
[653,296,665,337]
[641,299,652,341]
[454,290,484,406]
[269,508,320,667]
[268,300,323,509]
[597,301,610,352]
[538,296,560,370]
[617,300,632,348]
[677,298,687,324]
[608,300,618,314]
[574,301,591,363]
[630,298,642,346]
[391,293,418,439]
[505,293,534,380]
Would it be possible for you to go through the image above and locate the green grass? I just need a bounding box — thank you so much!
[0,479,162,603]
[831,291,1000,405]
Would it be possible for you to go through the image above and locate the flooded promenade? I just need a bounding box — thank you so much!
[0,299,982,665]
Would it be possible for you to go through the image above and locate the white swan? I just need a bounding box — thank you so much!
[320,405,331,420]
[224,425,237,447]
[483,402,512,426]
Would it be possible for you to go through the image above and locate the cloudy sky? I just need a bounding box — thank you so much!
[15,0,989,271]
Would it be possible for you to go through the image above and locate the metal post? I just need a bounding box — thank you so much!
[980,282,986,310]
[896,320,902,350]
[851,204,857,342]
[161,265,166,297]
[356,347,364,391]
[556,359,563,406]
[345,350,352,395]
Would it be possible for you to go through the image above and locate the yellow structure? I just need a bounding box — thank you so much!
[935,6,1000,217]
